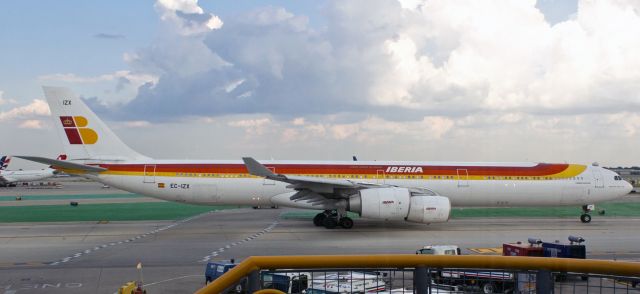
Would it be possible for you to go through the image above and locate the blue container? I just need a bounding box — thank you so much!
[542,242,586,259]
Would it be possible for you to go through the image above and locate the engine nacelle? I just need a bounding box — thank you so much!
[349,188,451,224]
[405,195,451,224]
[349,187,410,221]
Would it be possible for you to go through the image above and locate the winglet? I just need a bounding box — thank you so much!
[16,156,107,173]
[242,157,282,179]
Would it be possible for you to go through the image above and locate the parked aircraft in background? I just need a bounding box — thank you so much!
[1,156,10,170]
[19,87,632,229]
[0,155,65,187]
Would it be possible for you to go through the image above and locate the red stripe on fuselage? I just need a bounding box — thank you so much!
[99,163,570,176]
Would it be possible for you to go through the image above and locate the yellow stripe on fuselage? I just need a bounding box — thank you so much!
[546,164,587,179]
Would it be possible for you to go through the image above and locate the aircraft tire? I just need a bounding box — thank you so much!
[313,213,326,226]
[323,217,338,229]
[580,214,591,223]
[481,282,495,294]
[339,217,354,229]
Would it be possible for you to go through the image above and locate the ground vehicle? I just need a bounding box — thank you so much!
[542,236,586,259]
[304,272,387,293]
[205,260,237,284]
[542,236,587,281]
[417,245,514,293]
[502,238,544,257]
[416,245,461,256]
[440,270,514,294]
[204,260,247,293]
[117,281,146,294]
[261,271,309,293]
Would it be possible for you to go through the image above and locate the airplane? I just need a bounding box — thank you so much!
[0,155,64,187]
[1,156,10,170]
[18,87,632,229]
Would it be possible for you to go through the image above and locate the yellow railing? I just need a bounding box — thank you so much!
[195,254,640,294]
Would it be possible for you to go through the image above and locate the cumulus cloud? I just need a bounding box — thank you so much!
[112,0,640,123]
[228,117,273,135]
[0,91,18,106]
[122,120,152,128]
[116,111,623,164]
[18,120,46,129]
[38,71,158,105]
[39,71,157,85]
[18,0,635,165]
[0,100,50,121]
[155,0,223,35]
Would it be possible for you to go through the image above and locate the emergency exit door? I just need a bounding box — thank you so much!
[457,169,469,187]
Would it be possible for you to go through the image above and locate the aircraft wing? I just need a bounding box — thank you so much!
[243,157,380,198]
[243,157,357,187]
[243,157,438,207]
[15,156,107,173]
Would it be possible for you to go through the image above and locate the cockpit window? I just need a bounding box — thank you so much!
[614,176,622,181]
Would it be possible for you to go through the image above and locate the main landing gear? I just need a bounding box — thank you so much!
[313,210,354,229]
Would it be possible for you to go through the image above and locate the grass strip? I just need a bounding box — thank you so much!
[451,202,640,218]
[0,202,244,223]
[280,202,640,220]
[0,193,142,201]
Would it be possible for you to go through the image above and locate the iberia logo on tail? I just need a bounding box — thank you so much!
[59,116,98,144]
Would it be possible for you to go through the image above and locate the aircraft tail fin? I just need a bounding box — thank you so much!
[42,87,148,162]
[0,156,11,170]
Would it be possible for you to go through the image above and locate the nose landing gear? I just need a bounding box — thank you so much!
[313,210,354,229]
[580,204,594,223]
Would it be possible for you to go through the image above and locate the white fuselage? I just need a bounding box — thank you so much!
[76,160,631,208]
[0,169,56,184]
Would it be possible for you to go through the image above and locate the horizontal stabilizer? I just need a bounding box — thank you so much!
[16,156,107,172]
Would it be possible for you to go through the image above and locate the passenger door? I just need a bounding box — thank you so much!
[593,169,604,189]
[143,164,156,183]
[457,169,469,187]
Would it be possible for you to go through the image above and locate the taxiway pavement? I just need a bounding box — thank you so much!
[1,206,639,294]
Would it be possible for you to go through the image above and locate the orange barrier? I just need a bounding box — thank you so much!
[195,254,640,294]
[253,290,286,294]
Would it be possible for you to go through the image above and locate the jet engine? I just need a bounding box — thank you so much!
[348,187,451,224]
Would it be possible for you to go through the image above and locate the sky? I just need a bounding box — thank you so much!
[1,0,640,169]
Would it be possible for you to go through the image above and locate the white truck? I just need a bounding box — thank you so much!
[416,245,514,294]
[304,272,387,293]
[416,245,461,256]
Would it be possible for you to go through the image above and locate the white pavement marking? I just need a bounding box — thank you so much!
[48,210,217,266]
[200,221,279,263]
[143,275,201,287]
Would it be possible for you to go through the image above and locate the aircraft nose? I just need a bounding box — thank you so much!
[624,181,633,194]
